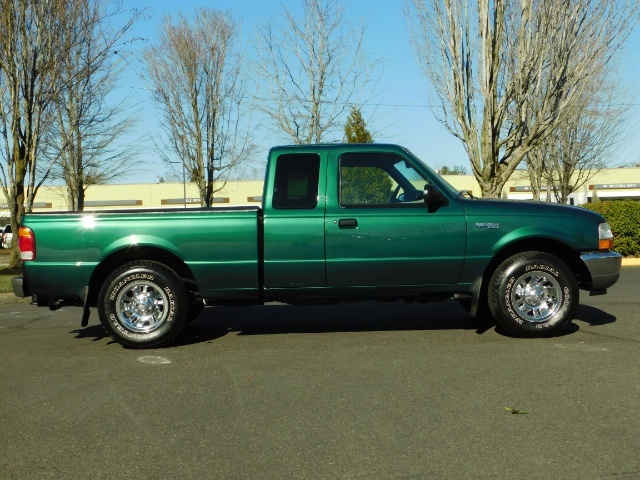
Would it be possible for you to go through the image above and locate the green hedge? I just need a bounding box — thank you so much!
[580,201,640,256]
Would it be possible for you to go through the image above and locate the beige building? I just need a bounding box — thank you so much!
[493,168,640,204]
[2,168,640,215]
[0,180,265,215]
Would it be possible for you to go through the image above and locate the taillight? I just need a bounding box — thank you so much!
[18,227,35,261]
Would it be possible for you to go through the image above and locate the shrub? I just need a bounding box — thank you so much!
[580,201,640,256]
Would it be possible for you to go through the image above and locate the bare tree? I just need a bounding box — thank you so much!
[47,1,144,211]
[524,49,632,204]
[528,83,630,204]
[144,9,254,207]
[0,0,84,267]
[254,0,380,144]
[405,0,639,198]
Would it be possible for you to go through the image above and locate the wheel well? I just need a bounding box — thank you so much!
[86,246,198,307]
[480,239,591,297]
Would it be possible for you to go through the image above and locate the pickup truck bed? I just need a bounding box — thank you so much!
[17,206,262,301]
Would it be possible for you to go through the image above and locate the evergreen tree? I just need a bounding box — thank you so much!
[344,107,373,143]
[341,166,392,204]
[341,107,391,204]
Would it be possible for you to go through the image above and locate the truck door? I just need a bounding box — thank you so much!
[263,150,327,289]
[325,151,466,288]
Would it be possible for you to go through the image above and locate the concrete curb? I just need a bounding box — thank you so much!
[621,258,640,266]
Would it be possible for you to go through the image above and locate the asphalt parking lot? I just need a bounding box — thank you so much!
[1,267,639,480]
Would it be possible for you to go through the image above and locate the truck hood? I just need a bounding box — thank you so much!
[458,197,606,223]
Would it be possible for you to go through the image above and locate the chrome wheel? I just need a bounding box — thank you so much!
[115,280,169,333]
[510,270,562,323]
[488,252,579,337]
[99,261,188,348]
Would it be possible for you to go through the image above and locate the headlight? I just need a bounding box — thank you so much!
[598,223,614,250]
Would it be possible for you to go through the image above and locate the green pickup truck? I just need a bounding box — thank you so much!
[13,144,621,348]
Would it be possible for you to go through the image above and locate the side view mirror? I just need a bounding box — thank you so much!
[423,184,449,212]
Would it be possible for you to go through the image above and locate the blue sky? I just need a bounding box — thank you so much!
[119,0,640,183]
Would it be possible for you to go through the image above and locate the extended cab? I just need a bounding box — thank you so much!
[12,144,622,348]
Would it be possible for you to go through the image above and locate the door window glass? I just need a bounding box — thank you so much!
[339,153,429,207]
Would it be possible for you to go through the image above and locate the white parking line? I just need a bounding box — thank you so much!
[138,356,172,365]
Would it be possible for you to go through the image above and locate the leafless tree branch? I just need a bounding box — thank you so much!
[143,9,255,207]
[253,0,381,144]
[406,0,639,198]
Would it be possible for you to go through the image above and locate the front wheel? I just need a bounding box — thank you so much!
[487,252,578,337]
[97,261,188,348]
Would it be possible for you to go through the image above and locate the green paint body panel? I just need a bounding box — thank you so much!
[18,144,612,306]
[21,208,261,300]
[323,145,467,287]
[455,198,605,289]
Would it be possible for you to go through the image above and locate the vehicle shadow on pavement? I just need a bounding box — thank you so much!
[176,300,494,347]
[177,300,617,346]
[573,303,617,327]
[68,301,617,348]
[71,324,112,343]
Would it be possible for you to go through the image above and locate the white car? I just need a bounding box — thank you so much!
[1,224,12,249]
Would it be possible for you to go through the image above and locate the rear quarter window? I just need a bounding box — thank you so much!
[272,154,320,209]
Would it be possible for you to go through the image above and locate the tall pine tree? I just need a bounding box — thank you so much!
[342,107,391,204]
[344,107,373,143]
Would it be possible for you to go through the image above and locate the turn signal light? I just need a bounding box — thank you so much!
[18,226,35,261]
[599,239,614,250]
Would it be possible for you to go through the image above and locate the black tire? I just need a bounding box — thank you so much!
[97,261,188,348]
[487,251,578,337]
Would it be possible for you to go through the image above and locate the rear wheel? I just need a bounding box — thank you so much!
[487,252,578,337]
[98,261,188,348]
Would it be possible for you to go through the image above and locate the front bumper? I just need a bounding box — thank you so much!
[12,276,27,298]
[580,251,622,293]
